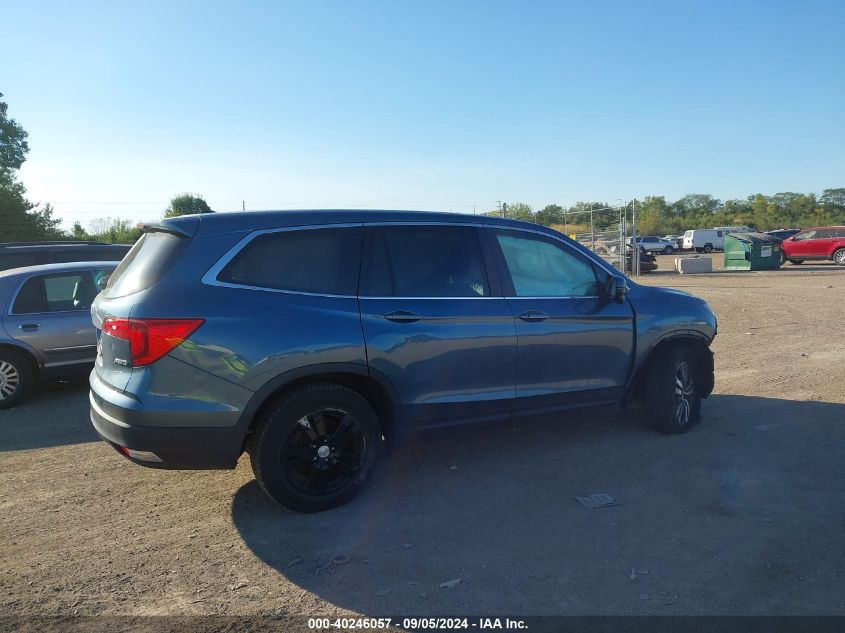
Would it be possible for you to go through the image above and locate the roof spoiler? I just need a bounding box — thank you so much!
[137,216,200,238]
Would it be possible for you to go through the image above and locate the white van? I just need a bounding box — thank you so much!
[682,229,725,252]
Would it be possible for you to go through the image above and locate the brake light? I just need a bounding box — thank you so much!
[102,317,203,366]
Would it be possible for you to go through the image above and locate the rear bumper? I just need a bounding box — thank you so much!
[89,371,247,469]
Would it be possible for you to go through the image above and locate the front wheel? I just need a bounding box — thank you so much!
[833,248,845,266]
[703,244,713,253]
[663,245,674,254]
[248,383,383,512]
[645,346,701,434]
[0,349,34,409]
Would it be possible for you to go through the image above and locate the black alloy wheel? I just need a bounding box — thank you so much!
[249,383,382,512]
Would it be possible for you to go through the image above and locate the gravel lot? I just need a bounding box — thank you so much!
[2,256,844,618]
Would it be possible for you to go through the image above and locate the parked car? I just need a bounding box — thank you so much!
[626,235,676,254]
[0,241,131,273]
[0,261,118,407]
[765,229,801,243]
[89,211,716,512]
[663,235,684,251]
[780,226,845,265]
[625,246,658,273]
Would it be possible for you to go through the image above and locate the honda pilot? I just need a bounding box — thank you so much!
[89,210,716,512]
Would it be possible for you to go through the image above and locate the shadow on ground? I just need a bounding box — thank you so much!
[0,374,96,451]
[231,395,845,615]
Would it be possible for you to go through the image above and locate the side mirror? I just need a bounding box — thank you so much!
[609,275,628,303]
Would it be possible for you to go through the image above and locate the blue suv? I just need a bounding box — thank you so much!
[90,210,716,512]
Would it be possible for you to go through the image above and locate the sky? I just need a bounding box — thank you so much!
[3,0,844,230]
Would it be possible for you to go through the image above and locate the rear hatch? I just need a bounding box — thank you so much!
[91,225,192,392]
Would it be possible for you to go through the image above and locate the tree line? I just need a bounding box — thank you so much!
[490,191,845,236]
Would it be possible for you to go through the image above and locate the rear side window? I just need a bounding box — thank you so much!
[12,272,95,314]
[218,227,362,296]
[360,225,489,297]
[104,232,186,298]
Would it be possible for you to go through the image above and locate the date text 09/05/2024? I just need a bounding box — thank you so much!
[307,617,528,630]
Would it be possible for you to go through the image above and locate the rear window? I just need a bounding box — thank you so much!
[104,232,186,298]
[217,227,362,296]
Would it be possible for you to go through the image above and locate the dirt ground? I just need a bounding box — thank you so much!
[2,256,844,619]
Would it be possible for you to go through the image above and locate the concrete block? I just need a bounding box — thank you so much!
[675,256,713,274]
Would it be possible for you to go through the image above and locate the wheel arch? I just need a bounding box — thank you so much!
[628,334,714,402]
[0,343,40,378]
[236,363,401,454]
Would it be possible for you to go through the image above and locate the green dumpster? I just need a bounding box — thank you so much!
[723,232,782,270]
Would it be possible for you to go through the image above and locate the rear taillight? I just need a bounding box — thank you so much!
[102,317,203,366]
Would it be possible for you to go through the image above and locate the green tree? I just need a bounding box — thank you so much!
[819,188,845,211]
[86,217,143,244]
[0,92,29,173]
[0,93,62,240]
[164,193,213,218]
[502,202,534,222]
[635,196,670,235]
[71,221,89,240]
[536,204,564,226]
[672,194,721,217]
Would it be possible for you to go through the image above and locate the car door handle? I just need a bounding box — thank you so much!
[518,310,550,322]
[18,323,40,331]
[384,310,421,323]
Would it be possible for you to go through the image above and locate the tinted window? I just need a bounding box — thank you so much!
[361,225,488,297]
[836,228,845,238]
[219,227,362,295]
[12,277,46,314]
[495,230,599,297]
[793,230,816,241]
[816,229,834,239]
[0,251,52,271]
[105,232,186,298]
[12,272,94,314]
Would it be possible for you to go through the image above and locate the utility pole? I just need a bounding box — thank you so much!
[502,203,508,219]
[242,200,245,212]
[590,204,595,251]
[632,198,639,276]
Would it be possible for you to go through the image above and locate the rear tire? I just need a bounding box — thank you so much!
[703,244,713,253]
[788,259,804,265]
[0,349,34,409]
[833,248,845,266]
[248,383,383,512]
[645,346,701,435]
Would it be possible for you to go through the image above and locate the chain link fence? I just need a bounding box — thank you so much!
[561,208,630,273]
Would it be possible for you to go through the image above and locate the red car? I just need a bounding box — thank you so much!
[780,226,845,266]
